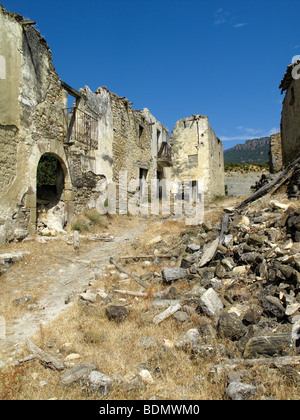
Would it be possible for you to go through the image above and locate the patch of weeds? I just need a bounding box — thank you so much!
[71,218,91,233]
[85,210,108,229]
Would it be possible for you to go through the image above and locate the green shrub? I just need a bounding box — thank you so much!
[84,209,108,228]
[71,218,91,233]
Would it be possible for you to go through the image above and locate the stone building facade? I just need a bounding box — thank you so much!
[279,60,300,167]
[171,115,224,201]
[0,5,224,245]
[269,132,283,173]
[0,6,72,243]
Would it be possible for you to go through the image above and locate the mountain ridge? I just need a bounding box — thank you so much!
[224,137,270,163]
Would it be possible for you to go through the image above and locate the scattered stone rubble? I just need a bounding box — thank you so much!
[14,196,300,399]
[0,250,30,276]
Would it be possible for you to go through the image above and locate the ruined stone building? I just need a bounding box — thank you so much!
[279,60,300,167]
[269,132,283,174]
[171,115,224,200]
[0,5,224,245]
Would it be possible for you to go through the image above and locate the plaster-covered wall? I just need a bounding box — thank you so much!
[171,115,224,200]
[269,132,283,173]
[281,77,300,167]
[141,107,172,182]
[0,6,72,244]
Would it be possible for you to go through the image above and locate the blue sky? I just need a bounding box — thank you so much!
[2,0,300,150]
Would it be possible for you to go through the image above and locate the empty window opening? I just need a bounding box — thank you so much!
[139,168,148,198]
[139,124,144,144]
[67,94,77,112]
[184,180,201,203]
[157,129,161,146]
[157,170,163,199]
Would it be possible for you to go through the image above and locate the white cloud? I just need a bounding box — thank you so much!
[219,126,280,141]
[234,23,247,28]
[237,126,264,135]
[214,9,247,28]
[214,8,232,26]
[268,127,280,136]
[220,135,260,141]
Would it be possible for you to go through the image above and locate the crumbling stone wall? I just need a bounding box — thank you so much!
[106,89,153,184]
[0,125,19,192]
[0,6,71,244]
[0,4,227,245]
[279,62,300,167]
[141,107,172,184]
[0,6,107,244]
[269,132,283,173]
[171,115,224,201]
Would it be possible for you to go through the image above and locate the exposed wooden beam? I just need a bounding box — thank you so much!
[61,81,82,99]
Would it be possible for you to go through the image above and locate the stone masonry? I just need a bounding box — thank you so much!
[171,115,225,201]
[0,5,225,245]
[279,60,300,167]
[269,132,283,173]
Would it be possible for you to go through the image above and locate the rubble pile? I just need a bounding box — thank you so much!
[12,196,300,400]
[53,198,300,400]
[171,198,300,361]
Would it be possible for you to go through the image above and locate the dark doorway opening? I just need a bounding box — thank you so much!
[37,153,65,205]
[139,168,148,199]
[157,170,163,199]
[36,153,66,233]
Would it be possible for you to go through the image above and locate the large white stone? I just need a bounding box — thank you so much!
[199,288,223,317]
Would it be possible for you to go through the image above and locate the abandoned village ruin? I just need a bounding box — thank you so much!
[0,5,299,247]
[0,5,224,245]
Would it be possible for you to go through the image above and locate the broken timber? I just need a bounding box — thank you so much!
[114,289,148,297]
[237,156,300,210]
[219,355,300,367]
[14,354,36,366]
[118,254,179,260]
[26,339,65,371]
[109,257,147,288]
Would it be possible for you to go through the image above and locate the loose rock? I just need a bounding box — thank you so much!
[105,305,129,322]
[226,381,256,400]
[199,288,223,317]
[161,267,187,283]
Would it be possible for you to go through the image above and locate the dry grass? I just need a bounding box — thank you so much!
[1,201,300,400]
[2,289,300,400]
[5,295,226,400]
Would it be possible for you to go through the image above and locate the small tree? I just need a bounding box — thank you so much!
[37,154,58,186]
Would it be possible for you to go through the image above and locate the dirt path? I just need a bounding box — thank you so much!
[0,216,151,364]
[0,198,242,366]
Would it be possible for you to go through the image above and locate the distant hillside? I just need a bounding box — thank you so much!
[224,137,270,164]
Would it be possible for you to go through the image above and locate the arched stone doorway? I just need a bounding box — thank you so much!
[36,152,71,234]
[37,153,65,204]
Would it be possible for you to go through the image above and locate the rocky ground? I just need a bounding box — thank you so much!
[0,193,300,400]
